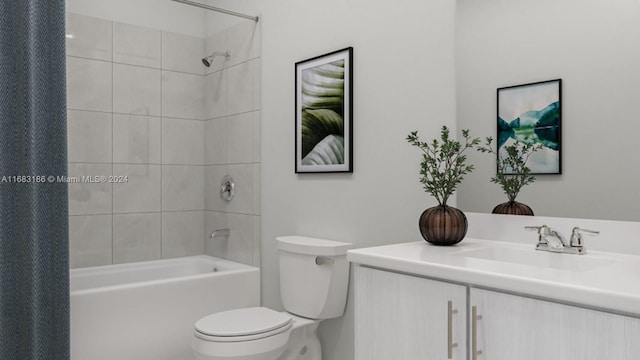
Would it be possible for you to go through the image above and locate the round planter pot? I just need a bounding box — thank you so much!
[419,205,468,246]
[492,201,534,216]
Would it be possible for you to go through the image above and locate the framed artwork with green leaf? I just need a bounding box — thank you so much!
[295,47,353,173]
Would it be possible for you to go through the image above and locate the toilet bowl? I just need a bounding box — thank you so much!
[192,307,320,360]
[192,236,352,360]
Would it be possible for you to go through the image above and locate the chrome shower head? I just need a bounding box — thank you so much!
[202,51,230,67]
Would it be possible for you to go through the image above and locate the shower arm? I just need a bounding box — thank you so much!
[208,51,230,60]
[171,0,259,22]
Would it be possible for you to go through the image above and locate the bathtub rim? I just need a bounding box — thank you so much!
[70,255,259,296]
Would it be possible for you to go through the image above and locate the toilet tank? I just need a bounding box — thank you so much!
[277,236,353,320]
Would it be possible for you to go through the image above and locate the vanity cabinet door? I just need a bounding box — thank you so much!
[470,288,640,360]
[354,266,467,360]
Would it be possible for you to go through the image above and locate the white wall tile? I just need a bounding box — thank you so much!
[113,114,161,164]
[113,22,161,68]
[162,165,205,211]
[251,58,261,111]
[66,13,112,61]
[67,110,112,163]
[162,211,205,258]
[66,57,112,112]
[162,32,205,75]
[227,62,253,115]
[68,163,112,215]
[205,118,227,165]
[113,63,161,116]
[205,165,228,212]
[162,118,204,165]
[205,70,227,119]
[113,164,161,213]
[66,15,261,268]
[162,71,205,120]
[113,213,161,264]
[227,20,259,67]
[226,163,253,214]
[226,213,254,265]
[252,215,261,267]
[251,22,261,62]
[205,211,254,265]
[205,31,229,74]
[69,215,112,268]
[205,210,227,255]
[226,113,253,164]
[252,111,261,162]
[253,163,261,216]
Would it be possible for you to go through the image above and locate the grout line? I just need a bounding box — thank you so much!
[111,20,115,266]
[66,107,253,123]
[67,54,207,77]
[160,30,164,260]
[69,161,213,167]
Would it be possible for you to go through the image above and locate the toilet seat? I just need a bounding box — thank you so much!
[195,307,292,342]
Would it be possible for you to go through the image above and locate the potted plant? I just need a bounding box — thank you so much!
[478,137,542,215]
[406,126,480,245]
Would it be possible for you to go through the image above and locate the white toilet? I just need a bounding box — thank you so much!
[192,236,353,360]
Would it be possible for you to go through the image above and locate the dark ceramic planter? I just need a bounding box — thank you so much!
[492,201,534,216]
[419,205,468,246]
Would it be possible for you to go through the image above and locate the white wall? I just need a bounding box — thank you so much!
[66,0,206,37]
[456,0,640,221]
[236,0,458,358]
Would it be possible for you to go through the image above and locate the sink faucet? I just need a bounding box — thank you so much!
[525,225,599,255]
[525,225,568,252]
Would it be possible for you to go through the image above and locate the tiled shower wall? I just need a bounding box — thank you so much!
[204,21,261,267]
[66,13,261,268]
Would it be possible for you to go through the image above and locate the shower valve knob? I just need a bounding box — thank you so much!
[219,175,234,202]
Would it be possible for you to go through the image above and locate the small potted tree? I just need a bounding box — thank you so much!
[406,126,480,245]
[478,138,542,215]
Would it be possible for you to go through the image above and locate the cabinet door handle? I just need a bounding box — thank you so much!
[471,306,483,360]
[447,300,458,359]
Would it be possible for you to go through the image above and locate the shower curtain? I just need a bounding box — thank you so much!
[0,1,70,359]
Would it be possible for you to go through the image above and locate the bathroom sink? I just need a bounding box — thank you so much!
[452,246,615,272]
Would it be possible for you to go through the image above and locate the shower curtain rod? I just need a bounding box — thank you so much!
[171,0,259,22]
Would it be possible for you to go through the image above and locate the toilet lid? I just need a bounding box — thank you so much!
[195,307,292,337]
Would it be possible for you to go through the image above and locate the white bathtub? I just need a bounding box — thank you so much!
[70,255,260,360]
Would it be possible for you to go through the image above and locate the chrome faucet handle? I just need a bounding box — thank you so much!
[570,227,599,247]
[525,225,551,234]
[525,225,551,243]
[526,225,567,251]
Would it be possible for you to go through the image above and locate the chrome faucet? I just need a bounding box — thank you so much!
[525,225,567,252]
[525,225,599,255]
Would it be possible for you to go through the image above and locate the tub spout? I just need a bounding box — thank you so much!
[210,229,230,239]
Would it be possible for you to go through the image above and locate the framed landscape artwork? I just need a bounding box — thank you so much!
[295,47,353,173]
[497,79,562,174]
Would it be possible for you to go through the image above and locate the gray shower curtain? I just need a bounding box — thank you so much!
[0,1,70,359]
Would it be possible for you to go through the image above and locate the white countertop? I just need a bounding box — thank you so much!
[347,238,640,315]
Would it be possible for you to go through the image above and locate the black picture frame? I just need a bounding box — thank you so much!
[295,47,353,173]
[497,79,562,175]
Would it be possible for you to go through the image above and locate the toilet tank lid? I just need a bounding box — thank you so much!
[277,236,353,256]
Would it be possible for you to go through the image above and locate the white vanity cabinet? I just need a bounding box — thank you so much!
[354,265,640,360]
[354,266,467,360]
[471,288,640,360]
